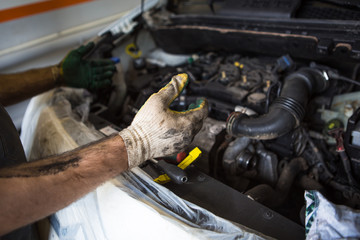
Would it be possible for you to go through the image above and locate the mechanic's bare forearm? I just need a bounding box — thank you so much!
[0,66,61,106]
[0,134,128,236]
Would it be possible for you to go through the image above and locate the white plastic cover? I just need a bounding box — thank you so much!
[21,88,268,240]
[305,190,360,240]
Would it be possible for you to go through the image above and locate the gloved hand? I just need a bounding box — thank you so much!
[59,42,116,90]
[119,73,208,168]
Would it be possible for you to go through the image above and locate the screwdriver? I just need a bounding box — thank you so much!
[150,159,188,184]
[153,147,202,184]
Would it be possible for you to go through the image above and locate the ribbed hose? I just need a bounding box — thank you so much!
[227,68,328,139]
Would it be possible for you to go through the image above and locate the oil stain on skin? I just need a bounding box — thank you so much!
[0,157,81,178]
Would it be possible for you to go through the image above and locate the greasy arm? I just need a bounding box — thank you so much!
[0,134,128,235]
[0,73,208,235]
[0,66,60,106]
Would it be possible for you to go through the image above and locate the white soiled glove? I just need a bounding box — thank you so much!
[119,73,209,168]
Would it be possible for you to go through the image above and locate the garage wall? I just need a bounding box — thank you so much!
[0,0,140,72]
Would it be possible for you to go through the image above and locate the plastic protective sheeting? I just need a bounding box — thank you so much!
[48,168,268,240]
[305,190,360,240]
[21,87,102,160]
[20,88,269,240]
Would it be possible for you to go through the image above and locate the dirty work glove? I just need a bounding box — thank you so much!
[119,73,209,168]
[59,42,116,90]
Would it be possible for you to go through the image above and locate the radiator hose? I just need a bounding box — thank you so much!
[227,68,328,140]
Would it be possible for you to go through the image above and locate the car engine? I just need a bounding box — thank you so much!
[85,1,360,230]
[89,49,359,225]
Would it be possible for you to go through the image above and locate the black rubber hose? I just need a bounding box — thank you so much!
[297,175,325,193]
[245,157,308,207]
[227,68,328,140]
[275,157,308,196]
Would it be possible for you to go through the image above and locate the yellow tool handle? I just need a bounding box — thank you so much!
[177,147,201,169]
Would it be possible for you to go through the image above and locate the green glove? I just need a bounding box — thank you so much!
[59,42,116,90]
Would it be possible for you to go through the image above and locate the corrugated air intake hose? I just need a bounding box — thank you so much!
[226,68,328,140]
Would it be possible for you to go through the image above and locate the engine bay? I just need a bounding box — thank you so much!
[83,1,360,234]
[90,49,360,226]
